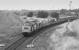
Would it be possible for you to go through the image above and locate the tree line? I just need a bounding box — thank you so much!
[0,10,59,19]
[17,10,59,19]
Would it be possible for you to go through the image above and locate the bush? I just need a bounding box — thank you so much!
[37,11,48,18]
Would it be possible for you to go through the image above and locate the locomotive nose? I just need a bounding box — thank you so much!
[22,32,32,37]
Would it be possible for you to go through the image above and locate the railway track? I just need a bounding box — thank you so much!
[16,23,59,50]
[4,26,53,50]
[4,24,54,50]
[4,18,77,50]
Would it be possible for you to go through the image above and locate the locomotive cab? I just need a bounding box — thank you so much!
[22,23,34,33]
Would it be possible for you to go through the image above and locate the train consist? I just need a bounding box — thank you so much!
[20,16,78,35]
[20,16,56,33]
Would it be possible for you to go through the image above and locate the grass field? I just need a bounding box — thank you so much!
[0,12,23,47]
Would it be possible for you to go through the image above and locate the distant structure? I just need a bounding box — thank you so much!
[69,1,72,10]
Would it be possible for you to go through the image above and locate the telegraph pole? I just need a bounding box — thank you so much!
[69,1,72,10]
[67,1,72,23]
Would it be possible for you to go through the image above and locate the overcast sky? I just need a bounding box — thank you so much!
[0,0,79,10]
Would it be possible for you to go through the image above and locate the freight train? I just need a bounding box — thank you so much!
[20,16,78,36]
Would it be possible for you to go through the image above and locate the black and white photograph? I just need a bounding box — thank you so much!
[0,0,79,50]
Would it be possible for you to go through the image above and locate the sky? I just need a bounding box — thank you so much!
[0,0,79,10]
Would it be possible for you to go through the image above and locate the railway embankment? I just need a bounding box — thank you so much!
[48,19,79,50]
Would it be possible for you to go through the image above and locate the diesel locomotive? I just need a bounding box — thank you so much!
[21,16,56,33]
